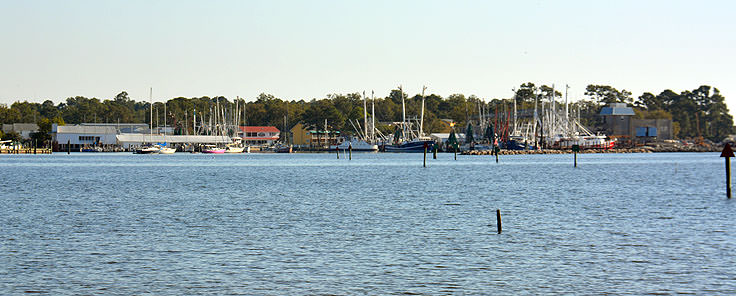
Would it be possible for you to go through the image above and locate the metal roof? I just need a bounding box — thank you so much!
[55,125,118,134]
[239,126,280,133]
[599,103,635,116]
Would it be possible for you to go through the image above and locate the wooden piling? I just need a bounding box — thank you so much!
[721,144,734,198]
[67,140,70,154]
[496,209,502,234]
[727,158,731,199]
[349,144,352,160]
[572,145,580,168]
[454,146,457,160]
[432,145,437,159]
[336,146,339,159]
[423,143,427,168]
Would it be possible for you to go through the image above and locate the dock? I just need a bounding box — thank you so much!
[0,148,53,154]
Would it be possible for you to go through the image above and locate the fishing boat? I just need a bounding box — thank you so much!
[275,145,292,153]
[383,86,435,153]
[225,137,245,153]
[225,145,244,153]
[331,137,378,152]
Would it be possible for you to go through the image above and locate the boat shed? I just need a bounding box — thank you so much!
[115,134,231,149]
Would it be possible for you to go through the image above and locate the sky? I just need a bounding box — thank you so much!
[1,0,735,111]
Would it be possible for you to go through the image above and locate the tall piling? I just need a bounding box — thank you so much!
[423,143,427,168]
[721,144,733,198]
[496,209,502,234]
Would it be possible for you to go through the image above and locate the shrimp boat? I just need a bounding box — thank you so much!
[383,86,435,153]
[225,137,245,153]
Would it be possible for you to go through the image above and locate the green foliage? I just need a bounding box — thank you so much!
[585,84,633,105]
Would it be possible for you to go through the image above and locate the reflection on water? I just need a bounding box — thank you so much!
[0,152,734,294]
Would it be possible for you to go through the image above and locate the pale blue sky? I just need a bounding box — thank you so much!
[1,0,735,111]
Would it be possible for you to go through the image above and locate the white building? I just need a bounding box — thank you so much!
[52,124,118,151]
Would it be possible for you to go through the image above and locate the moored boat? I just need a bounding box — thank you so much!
[331,138,378,152]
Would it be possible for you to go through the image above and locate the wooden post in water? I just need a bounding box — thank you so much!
[721,144,734,198]
[336,146,339,159]
[67,140,70,154]
[454,145,457,160]
[34,140,37,154]
[349,143,352,160]
[496,209,502,234]
[572,144,580,168]
[432,144,437,159]
[423,143,427,168]
[494,146,500,163]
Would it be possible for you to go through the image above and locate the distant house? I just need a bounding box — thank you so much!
[2,123,39,139]
[290,123,340,148]
[238,126,280,146]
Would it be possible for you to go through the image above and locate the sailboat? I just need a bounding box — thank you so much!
[159,100,176,154]
[384,86,435,152]
[203,97,227,153]
[134,88,160,154]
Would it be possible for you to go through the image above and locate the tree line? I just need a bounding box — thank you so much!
[0,84,733,144]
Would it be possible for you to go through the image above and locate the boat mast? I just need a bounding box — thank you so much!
[420,85,426,137]
[363,91,368,141]
[149,87,153,144]
[371,90,375,143]
[399,85,406,141]
[163,99,167,143]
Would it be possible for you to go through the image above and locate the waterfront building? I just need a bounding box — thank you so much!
[52,124,118,151]
[238,126,280,146]
[2,123,39,139]
[290,123,340,149]
[600,103,673,143]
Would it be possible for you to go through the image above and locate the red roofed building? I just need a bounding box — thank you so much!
[238,126,280,146]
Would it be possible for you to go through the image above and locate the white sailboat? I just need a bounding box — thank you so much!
[159,100,176,154]
[134,88,160,154]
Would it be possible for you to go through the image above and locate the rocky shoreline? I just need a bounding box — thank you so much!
[462,145,721,155]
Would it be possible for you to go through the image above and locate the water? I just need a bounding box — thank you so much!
[1,152,735,295]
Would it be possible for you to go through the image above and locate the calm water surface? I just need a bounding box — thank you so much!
[1,152,734,295]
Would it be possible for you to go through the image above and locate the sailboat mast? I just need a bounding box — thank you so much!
[420,86,426,137]
[149,87,153,143]
[363,91,368,141]
[371,90,375,143]
[399,85,406,140]
[163,100,167,141]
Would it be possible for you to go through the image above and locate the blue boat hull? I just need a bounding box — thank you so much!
[384,140,435,153]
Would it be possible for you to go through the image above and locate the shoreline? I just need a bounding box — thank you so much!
[462,146,720,155]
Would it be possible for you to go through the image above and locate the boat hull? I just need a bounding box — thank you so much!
[203,149,226,154]
[384,140,435,153]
